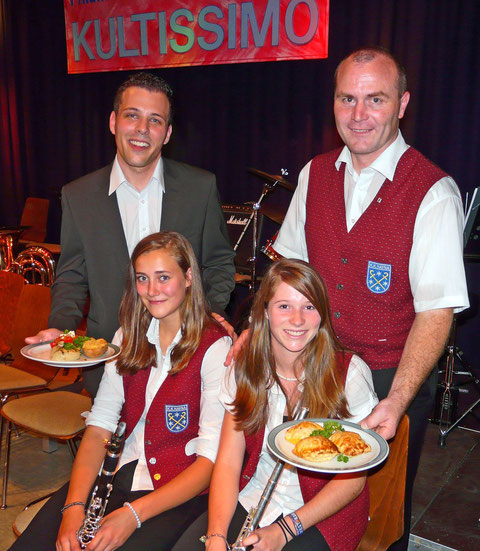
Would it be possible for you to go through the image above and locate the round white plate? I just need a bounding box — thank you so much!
[267,418,389,474]
[21,342,121,368]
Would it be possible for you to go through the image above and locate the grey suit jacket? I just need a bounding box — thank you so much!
[49,158,235,394]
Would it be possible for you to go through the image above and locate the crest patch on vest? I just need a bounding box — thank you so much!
[366,261,392,294]
[165,404,189,433]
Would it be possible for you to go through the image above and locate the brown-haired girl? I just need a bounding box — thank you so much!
[11,232,230,551]
[174,259,378,551]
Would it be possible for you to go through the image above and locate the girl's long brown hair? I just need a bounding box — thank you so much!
[232,259,350,434]
[116,231,214,376]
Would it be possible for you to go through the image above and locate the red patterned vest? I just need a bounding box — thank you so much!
[121,324,227,490]
[305,147,447,370]
[239,352,369,551]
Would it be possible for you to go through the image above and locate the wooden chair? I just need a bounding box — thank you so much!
[356,415,409,551]
[19,197,49,243]
[0,390,91,508]
[0,274,48,408]
[0,271,25,359]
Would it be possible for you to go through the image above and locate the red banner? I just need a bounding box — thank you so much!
[64,1,329,74]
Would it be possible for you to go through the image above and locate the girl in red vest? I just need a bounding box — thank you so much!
[11,232,230,551]
[174,259,378,551]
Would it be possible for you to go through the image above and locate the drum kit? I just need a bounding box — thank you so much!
[222,167,291,293]
[0,226,56,286]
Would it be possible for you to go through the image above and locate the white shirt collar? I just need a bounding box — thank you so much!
[335,130,409,180]
[108,155,165,196]
[145,317,182,352]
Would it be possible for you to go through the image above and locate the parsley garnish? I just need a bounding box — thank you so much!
[310,420,344,439]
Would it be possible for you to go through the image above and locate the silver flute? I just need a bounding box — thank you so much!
[231,407,309,550]
[76,421,126,549]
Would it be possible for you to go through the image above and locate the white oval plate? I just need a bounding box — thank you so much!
[21,342,120,368]
[267,418,389,474]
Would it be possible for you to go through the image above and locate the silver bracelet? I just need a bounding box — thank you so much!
[199,533,231,549]
[60,501,85,513]
[123,501,142,529]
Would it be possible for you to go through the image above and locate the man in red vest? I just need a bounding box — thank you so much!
[273,47,469,550]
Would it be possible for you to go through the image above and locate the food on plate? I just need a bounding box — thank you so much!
[329,430,371,456]
[284,420,371,464]
[51,346,81,362]
[49,330,108,361]
[292,435,339,462]
[82,338,108,358]
[285,421,322,445]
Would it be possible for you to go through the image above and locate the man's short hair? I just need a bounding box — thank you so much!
[334,46,408,97]
[113,72,174,124]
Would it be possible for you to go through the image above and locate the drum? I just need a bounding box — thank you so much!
[261,231,283,262]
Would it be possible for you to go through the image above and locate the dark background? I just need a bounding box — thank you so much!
[1,0,479,371]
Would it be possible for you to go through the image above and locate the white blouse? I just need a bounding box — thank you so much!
[220,354,378,526]
[86,318,231,491]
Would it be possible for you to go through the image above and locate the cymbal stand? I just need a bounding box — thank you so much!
[234,169,288,294]
[438,316,480,447]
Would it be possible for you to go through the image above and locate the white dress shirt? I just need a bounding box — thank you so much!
[109,156,164,256]
[86,318,231,491]
[220,355,378,526]
[274,132,469,313]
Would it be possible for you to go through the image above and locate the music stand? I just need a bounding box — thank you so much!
[437,188,480,446]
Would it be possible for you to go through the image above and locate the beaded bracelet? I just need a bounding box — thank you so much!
[123,501,142,529]
[60,501,85,514]
[288,511,304,536]
[199,533,231,549]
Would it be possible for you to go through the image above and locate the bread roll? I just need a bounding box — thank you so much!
[82,338,108,358]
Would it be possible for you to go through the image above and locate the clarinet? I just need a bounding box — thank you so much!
[231,407,309,551]
[76,421,126,549]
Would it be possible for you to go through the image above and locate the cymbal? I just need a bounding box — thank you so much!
[261,204,287,224]
[248,167,295,191]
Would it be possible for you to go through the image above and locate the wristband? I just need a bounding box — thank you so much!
[274,519,289,544]
[288,511,304,536]
[123,501,142,529]
[60,501,85,514]
[278,516,296,539]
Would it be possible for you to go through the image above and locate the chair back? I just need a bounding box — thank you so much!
[356,415,409,551]
[0,272,25,357]
[10,284,51,361]
[19,197,49,243]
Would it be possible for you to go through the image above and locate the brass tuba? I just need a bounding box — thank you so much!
[12,245,56,286]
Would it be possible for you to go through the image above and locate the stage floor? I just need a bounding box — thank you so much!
[0,404,478,550]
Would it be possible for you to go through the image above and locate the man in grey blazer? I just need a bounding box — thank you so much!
[27,73,235,396]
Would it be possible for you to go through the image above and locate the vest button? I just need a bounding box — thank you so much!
[145,440,152,445]
[337,284,344,290]
[154,473,161,481]
[149,457,157,465]
[334,311,341,318]
[145,418,150,425]
[243,474,250,480]
[341,258,348,264]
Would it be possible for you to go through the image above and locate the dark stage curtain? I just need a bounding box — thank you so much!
[1,0,479,362]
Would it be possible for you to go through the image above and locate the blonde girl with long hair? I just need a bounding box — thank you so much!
[174,259,378,551]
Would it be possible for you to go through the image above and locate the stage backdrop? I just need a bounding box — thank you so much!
[1,0,479,367]
[64,0,329,73]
